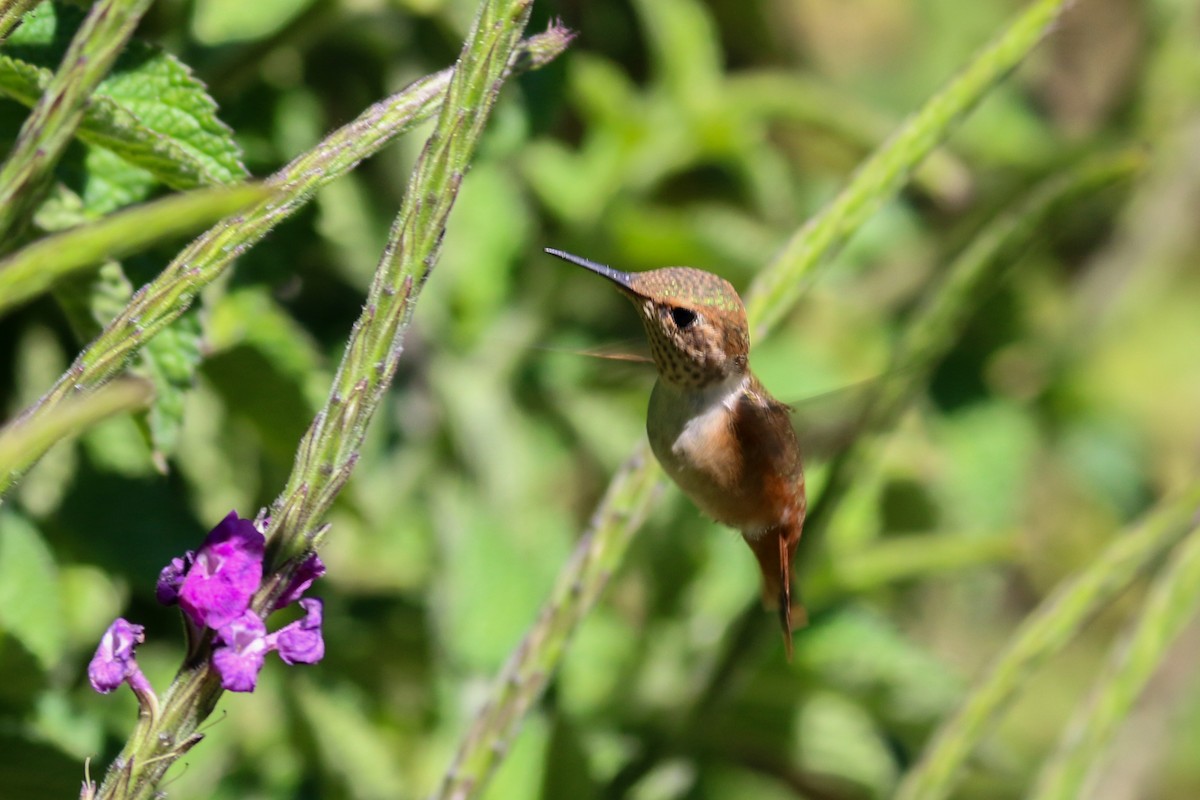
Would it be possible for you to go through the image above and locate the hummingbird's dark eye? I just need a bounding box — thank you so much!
[670,307,696,329]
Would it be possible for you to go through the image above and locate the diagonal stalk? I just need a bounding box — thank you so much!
[893,485,1200,800]
[432,1,1076,797]
[92,2,547,798]
[0,184,268,316]
[262,0,540,566]
[0,26,571,498]
[743,0,1075,337]
[1029,524,1200,799]
[0,0,155,243]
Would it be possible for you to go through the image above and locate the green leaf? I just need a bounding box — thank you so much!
[293,681,407,800]
[51,260,133,342]
[0,0,41,43]
[0,511,64,670]
[436,478,568,669]
[206,286,329,409]
[794,692,898,798]
[794,609,962,740]
[131,311,204,467]
[191,0,317,46]
[98,41,246,184]
[66,140,158,215]
[1,1,67,51]
[12,23,573,478]
[1,2,246,189]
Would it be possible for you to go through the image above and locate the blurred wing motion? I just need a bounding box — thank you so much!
[785,366,915,464]
[531,340,653,364]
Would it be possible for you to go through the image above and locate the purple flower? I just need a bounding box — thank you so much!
[212,611,269,693]
[146,510,328,693]
[274,554,326,610]
[178,511,265,629]
[156,552,193,606]
[88,619,148,695]
[273,598,325,664]
[211,600,326,692]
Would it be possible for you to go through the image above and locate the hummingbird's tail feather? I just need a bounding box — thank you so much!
[778,531,794,660]
[745,524,805,660]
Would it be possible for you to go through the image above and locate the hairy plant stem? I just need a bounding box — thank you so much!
[0,26,570,497]
[894,485,1200,800]
[0,0,154,244]
[432,1,1076,798]
[89,5,564,798]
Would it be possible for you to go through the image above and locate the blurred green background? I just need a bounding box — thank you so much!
[3,0,1200,797]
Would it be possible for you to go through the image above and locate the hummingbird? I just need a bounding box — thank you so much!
[547,248,806,658]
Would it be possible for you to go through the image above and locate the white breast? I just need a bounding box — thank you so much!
[646,374,748,511]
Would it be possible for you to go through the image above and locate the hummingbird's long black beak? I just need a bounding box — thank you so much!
[545,247,635,292]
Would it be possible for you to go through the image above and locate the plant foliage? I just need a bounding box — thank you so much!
[1,0,1198,798]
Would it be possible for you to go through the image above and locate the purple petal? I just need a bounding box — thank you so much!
[274,554,326,610]
[212,611,269,693]
[88,619,144,694]
[179,511,265,629]
[155,552,193,606]
[273,598,325,665]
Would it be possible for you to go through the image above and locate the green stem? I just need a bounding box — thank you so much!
[432,1,1077,797]
[430,447,662,800]
[1029,524,1200,799]
[892,484,1200,800]
[0,184,268,317]
[807,152,1144,547]
[0,0,39,42]
[743,0,1072,338]
[0,26,571,498]
[263,0,540,566]
[0,379,153,483]
[89,6,560,798]
[0,0,155,244]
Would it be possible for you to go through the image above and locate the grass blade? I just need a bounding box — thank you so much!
[743,0,1072,337]
[0,184,268,316]
[893,484,1200,800]
[0,378,153,484]
[1029,524,1200,799]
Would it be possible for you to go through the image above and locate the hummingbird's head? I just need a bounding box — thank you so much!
[547,248,749,389]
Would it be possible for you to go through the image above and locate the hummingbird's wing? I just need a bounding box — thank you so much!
[564,342,653,364]
[783,370,910,464]
[530,339,653,364]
